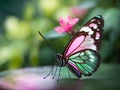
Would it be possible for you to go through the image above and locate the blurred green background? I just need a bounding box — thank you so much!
[0,0,120,71]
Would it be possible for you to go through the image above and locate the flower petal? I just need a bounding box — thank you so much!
[55,16,79,34]
[66,16,72,22]
[59,17,65,26]
[70,18,79,26]
[54,26,64,33]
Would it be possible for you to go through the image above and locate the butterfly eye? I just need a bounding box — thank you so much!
[56,53,61,58]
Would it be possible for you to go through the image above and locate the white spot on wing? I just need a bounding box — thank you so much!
[91,19,96,22]
[80,27,93,35]
[98,21,100,24]
[89,23,98,29]
[93,24,97,29]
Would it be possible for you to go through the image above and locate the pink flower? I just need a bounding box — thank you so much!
[54,16,79,34]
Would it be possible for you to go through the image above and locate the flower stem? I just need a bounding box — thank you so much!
[68,29,77,36]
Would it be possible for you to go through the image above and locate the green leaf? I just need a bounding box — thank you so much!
[45,30,66,39]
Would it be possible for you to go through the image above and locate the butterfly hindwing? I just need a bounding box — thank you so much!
[67,49,100,77]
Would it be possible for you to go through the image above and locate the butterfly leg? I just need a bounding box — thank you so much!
[57,67,62,81]
[43,65,54,79]
[67,67,71,78]
[51,65,54,76]
[52,65,58,79]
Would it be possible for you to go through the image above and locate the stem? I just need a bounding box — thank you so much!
[68,29,77,35]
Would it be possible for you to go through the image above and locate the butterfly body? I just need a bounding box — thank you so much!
[56,15,104,78]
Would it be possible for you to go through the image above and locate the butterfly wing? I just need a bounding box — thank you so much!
[67,49,100,77]
[80,15,104,50]
[63,15,104,77]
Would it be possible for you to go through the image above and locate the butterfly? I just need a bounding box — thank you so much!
[56,15,104,78]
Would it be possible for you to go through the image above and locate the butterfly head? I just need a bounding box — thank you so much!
[56,53,66,67]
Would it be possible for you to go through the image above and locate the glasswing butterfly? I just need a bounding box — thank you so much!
[38,15,104,79]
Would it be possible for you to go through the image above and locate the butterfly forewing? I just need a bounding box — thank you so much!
[64,15,104,58]
[80,15,104,50]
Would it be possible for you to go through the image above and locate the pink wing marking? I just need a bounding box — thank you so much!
[89,23,97,29]
[66,35,85,56]
[68,61,80,73]
[69,36,96,55]
[65,35,97,57]
[95,32,100,40]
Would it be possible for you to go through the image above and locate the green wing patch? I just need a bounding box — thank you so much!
[69,49,100,76]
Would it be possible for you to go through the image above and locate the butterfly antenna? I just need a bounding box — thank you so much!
[38,31,57,79]
[38,31,56,52]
